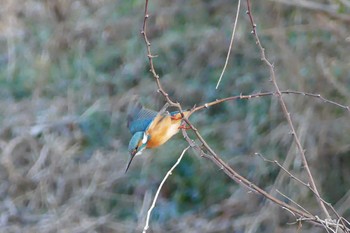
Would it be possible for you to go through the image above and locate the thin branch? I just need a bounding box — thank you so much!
[246,0,331,219]
[141,0,180,108]
[276,189,312,216]
[256,153,311,187]
[183,125,349,233]
[216,0,241,89]
[181,127,317,221]
[256,152,350,232]
[283,91,350,112]
[142,146,189,233]
[140,1,349,232]
[191,90,350,114]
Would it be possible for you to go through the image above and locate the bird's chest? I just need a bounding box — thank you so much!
[146,116,181,148]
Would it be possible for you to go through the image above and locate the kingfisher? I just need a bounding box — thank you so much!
[126,99,190,173]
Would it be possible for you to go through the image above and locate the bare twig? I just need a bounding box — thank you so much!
[182,126,350,232]
[256,153,350,232]
[142,146,189,233]
[246,0,331,220]
[276,189,312,216]
[141,0,180,109]
[215,0,241,89]
[190,90,350,114]
[140,1,350,232]
[256,153,311,187]
[181,128,317,221]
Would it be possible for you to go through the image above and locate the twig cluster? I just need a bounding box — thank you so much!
[246,0,332,220]
[139,0,350,232]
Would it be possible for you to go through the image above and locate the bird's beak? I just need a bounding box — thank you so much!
[125,150,137,173]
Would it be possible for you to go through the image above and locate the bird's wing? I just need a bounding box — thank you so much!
[169,110,180,116]
[127,101,158,134]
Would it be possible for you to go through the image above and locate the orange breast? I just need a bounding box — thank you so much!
[146,112,189,148]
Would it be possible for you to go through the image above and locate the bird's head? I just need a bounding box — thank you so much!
[125,131,149,173]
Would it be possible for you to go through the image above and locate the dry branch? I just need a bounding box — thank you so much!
[246,0,331,220]
[191,90,350,114]
[140,0,350,232]
[215,0,241,89]
[142,147,189,233]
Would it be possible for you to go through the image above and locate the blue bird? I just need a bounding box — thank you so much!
[126,100,190,172]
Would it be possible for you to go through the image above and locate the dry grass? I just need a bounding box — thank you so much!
[0,0,349,232]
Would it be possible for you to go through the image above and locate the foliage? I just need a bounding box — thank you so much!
[0,0,349,232]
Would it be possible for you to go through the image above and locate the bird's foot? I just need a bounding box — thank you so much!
[171,115,183,120]
[178,125,191,130]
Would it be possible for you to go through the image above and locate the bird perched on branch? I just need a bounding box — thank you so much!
[126,99,190,173]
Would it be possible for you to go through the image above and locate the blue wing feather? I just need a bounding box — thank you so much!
[170,110,190,116]
[127,101,157,134]
[128,117,154,134]
[169,111,180,116]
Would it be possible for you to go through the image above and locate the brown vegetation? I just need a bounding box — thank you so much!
[0,0,349,232]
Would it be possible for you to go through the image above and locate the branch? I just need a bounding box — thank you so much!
[142,146,189,233]
[190,90,350,114]
[140,1,349,232]
[215,0,241,89]
[276,189,312,216]
[141,0,180,109]
[246,0,332,220]
[181,128,321,223]
[256,153,350,232]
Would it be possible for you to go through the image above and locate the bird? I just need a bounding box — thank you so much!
[125,99,190,173]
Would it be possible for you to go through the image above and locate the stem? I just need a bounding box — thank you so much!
[246,0,331,219]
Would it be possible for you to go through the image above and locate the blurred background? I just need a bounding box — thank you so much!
[0,0,349,232]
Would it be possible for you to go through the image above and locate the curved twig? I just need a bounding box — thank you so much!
[246,0,331,220]
[142,146,189,233]
[140,1,350,232]
[190,90,350,115]
[216,0,241,89]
